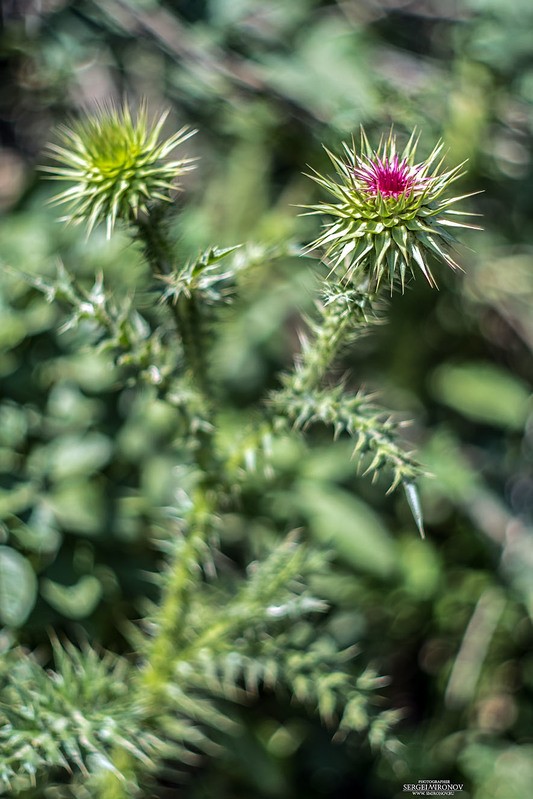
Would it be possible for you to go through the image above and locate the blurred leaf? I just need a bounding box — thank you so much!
[0,546,37,627]
[40,574,103,619]
[460,742,533,799]
[50,481,105,536]
[0,483,38,520]
[12,503,62,555]
[49,433,112,481]
[398,536,440,599]
[297,481,398,578]
[0,312,27,350]
[259,18,375,129]
[421,429,480,502]
[430,361,531,430]
[0,403,28,449]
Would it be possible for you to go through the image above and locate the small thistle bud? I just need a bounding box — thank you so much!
[305,129,480,290]
[43,103,196,238]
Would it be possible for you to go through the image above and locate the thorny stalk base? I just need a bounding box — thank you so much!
[100,214,219,799]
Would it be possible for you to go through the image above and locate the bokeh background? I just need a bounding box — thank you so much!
[1,1,533,798]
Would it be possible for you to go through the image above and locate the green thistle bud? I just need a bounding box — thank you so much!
[43,103,196,237]
[305,129,480,290]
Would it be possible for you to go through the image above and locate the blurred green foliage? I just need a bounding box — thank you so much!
[1,1,533,797]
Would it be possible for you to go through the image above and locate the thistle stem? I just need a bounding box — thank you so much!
[99,484,215,799]
[134,211,174,276]
[291,299,352,393]
[134,210,219,470]
[142,485,215,687]
[283,281,373,395]
[135,211,218,475]
[98,213,222,799]
[134,211,212,400]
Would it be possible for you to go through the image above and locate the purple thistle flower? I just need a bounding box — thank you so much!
[303,129,480,290]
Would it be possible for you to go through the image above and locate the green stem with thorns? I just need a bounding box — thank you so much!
[100,216,221,799]
[279,280,375,396]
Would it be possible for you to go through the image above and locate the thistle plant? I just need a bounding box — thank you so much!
[0,105,476,797]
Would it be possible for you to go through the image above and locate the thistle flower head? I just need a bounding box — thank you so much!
[305,129,480,290]
[43,102,196,237]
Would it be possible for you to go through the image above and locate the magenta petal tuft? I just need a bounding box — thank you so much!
[354,155,427,199]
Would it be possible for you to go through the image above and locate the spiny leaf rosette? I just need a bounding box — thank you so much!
[305,130,480,290]
[43,103,196,237]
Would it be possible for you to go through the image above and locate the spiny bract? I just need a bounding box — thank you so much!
[305,129,480,290]
[43,103,196,237]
